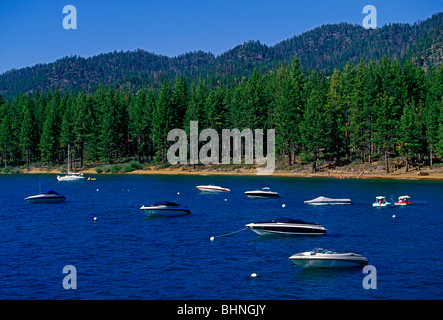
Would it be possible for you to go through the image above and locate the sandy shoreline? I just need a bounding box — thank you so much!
[14,166,443,181]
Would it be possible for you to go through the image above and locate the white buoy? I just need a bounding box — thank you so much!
[251,273,257,278]
[93,217,97,221]
[177,192,180,195]
[392,215,396,218]
[224,198,227,201]
[210,237,215,241]
[96,188,99,191]
[282,204,286,208]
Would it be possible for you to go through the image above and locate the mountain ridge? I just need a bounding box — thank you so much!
[0,12,441,99]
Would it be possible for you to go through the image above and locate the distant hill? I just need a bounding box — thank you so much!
[0,12,441,99]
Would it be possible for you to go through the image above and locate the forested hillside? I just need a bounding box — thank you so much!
[0,55,442,173]
[0,13,441,99]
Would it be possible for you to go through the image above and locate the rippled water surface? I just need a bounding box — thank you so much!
[0,174,442,299]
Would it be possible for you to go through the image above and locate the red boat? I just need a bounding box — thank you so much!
[395,196,412,206]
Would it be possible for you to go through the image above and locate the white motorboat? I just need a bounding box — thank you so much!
[245,217,326,235]
[140,201,191,217]
[57,145,86,181]
[304,196,352,205]
[196,185,230,192]
[372,196,391,207]
[25,190,66,203]
[289,248,368,268]
[395,195,412,206]
[245,187,280,199]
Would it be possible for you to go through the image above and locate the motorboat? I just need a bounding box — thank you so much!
[245,187,280,199]
[196,185,230,192]
[395,195,412,206]
[140,201,191,217]
[304,196,352,205]
[289,248,368,268]
[372,196,391,207]
[57,145,86,181]
[245,217,326,235]
[25,190,66,203]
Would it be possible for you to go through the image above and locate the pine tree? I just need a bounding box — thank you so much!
[301,71,329,172]
[20,101,35,165]
[273,56,305,165]
[152,80,172,162]
[399,102,421,172]
[373,92,398,173]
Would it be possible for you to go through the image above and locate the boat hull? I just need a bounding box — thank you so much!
[196,186,230,192]
[245,192,280,199]
[140,206,191,217]
[25,196,66,203]
[395,201,412,206]
[57,175,86,181]
[246,223,326,235]
[289,256,368,268]
[372,202,391,207]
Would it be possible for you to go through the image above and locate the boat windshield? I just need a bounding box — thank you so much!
[42,190,60,195]
[151,201,181,207]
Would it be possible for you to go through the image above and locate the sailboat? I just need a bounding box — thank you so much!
[57,144,86,181]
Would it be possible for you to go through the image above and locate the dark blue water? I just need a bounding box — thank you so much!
[0,174,442,300]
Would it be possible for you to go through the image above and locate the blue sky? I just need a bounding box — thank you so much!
[0,0,441,74]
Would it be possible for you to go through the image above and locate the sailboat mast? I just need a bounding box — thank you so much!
[67,144,71,174]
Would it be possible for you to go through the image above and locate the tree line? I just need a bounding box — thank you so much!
[0,55,442,173]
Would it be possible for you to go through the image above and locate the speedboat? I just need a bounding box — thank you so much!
[395,195,412,206]
[245,217,326,235]
[196,185,230,192]
[57,172,86,181]
[25,190,66,203]
[289,248,368,268]
[304,196,352,205]
[372,196,391,207]
[140,201,191,217]
[245,187,280,199]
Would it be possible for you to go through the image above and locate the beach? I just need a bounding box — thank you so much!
[19,165,443,181]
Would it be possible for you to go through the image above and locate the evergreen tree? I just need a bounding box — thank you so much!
[152,80,172,162]
[373,92,398,173]
[20,100,35,165]
[301,71,329,172]
[273,56,305,165]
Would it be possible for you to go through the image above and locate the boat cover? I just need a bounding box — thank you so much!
[304,196,351,203]
[256,217,317,225]
[151,201,181,207]
[42,190,61,195]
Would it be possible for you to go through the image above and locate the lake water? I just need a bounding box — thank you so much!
[0,174,442,300]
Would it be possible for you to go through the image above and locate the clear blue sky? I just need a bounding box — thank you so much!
[0,0,441,74]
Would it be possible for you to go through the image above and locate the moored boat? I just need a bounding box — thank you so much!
[304,196,352,205]
[395,195,412,206]
[245,187,280,199]
[57,144,86,181]
[140,201,191,217]
[245,217,326,235]
[25,190,66,203]
[289,248,368,268]
[196,185,230,192]
[372,196,391,207]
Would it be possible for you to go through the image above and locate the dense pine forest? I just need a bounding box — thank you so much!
[0,55,442,173]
